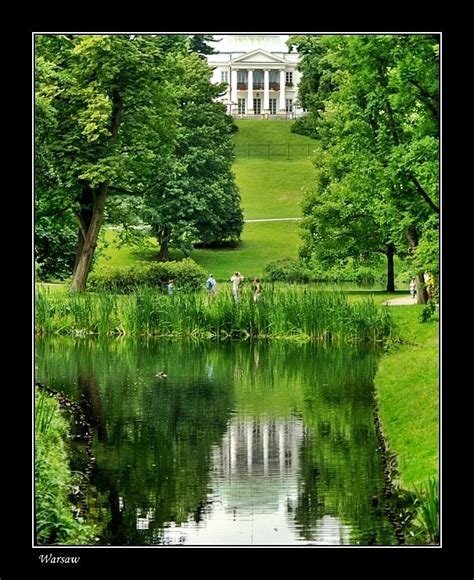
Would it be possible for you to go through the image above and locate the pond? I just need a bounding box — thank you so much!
[36,337,397,546]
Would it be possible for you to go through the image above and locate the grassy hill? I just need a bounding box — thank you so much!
[97,119,315,280]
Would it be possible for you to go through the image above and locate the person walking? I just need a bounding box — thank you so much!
[409,278,416,299]
[230,271,244,303]
[167,279,175,296]
[252,277,262,303]
[206,274,217,296]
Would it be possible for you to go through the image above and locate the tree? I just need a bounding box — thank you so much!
[35,35,180,291]
[291,34,439,298]
[142,51,243,261]
[189,35,218,56]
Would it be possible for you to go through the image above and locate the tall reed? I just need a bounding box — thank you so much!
[413,476,439,544]
[35,285,393,343]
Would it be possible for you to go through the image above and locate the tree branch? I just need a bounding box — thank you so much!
[73,209,88,240]
[35,205,72,219]
[409,173,439,214]
[408,79,439,118]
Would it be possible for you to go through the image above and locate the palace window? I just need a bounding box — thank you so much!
[269,98,277,115]
[286,71,293,85]
[237,70,247,84]
[221,70,229,83]
[253,70,263,90]
[238,98,246,114]
[286,99,293,113]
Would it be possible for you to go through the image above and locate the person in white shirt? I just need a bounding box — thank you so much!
[230,271,244,303]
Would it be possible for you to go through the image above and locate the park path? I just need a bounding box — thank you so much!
[383,296,417,306]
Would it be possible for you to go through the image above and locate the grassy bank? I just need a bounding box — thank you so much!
[35,387,95,544]
[35,285,393,342]
[375,305,439,489]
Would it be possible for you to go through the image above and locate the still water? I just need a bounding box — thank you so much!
[36,337,396,546]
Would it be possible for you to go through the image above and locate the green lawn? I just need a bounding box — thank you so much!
[374,306,439,489]
[189,220,301,280]
[97,229,159,269]
[234,158,314,219]
[233,119,318,148]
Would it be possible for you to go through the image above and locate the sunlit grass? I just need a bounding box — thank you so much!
[375,306,439,489]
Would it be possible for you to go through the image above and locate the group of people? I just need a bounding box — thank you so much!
[207,272,262,303]
[167,272,262,303]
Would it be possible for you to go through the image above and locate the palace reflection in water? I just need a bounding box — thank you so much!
[36,337,397,545]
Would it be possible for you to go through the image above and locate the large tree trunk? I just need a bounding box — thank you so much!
[70,185,108,292]
[406,225,428,304]
[71,91,122,292]
[415,273,428,304]
[386,243,395,292]
[158,238,170,262]
[72,188,94,277]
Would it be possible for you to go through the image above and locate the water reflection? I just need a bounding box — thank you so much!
[36,337,396,545]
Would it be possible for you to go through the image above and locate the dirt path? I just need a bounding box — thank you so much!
[383,296,417,306]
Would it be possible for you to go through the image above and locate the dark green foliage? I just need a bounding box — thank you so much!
[291,35,439,291]
[142,52,243,258]
[264,258,386,285]
[291,113,319,138]
[35,213,78,281]
[88,259,206,293]
[189,34,218,56]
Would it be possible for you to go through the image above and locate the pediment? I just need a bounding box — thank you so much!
[230,49,288,65]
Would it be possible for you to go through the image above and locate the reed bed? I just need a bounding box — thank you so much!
[35,285,393,343]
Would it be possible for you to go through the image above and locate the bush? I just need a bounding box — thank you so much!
[88,259,207,293]
[419,301,436,323]
[291,113,318,138]
[35,215,78,281]
[308,259,386,285]
[264,259,311,283]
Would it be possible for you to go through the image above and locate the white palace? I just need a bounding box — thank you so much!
[206,35,303,119]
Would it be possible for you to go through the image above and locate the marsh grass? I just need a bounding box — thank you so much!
[35,285,393,342]
[412,477,439,544]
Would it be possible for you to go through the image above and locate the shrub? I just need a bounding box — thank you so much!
[264,259,311,283]
[419,301,436,323]
[291,113,318,138]
[88,259,206,293]
[35,215,78,281]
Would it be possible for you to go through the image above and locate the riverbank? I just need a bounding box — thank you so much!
[35,387,96,545]
[374,305,439,541]
[375,305,439,487]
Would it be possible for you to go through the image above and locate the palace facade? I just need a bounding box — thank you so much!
[206,35,303,119]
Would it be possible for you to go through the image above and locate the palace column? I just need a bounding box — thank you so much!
[262,420,269,476]
[247,69,254,114]
[231,69,238,113]
[263,69,270,113]
[279,69,286,114]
